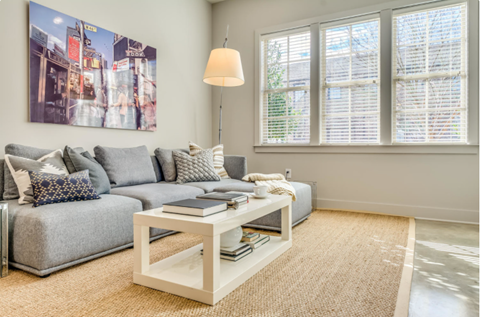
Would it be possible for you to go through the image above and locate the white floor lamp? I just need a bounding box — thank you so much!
[203,26,244,145]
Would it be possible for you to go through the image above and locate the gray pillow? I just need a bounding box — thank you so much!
[3,144,54,200]
[63,146,111,194]
[154,148,188,182]
[173,149,221,184]
[4,149,69,204]
[150,156,163,182]
[62,147,86,172]
[94,145,156,187]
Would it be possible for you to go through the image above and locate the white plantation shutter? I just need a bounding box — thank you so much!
[260,29,311,144]
[393,3,468,143]
[320,17,380,144]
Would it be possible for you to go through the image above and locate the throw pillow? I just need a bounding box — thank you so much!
[29,170,100,207]
[173,149,221,184]
[154,148,189,182]
[62,146,86,172]
[3,144,54,200]
[94,145,156,187]
[189,142,230,179]
[63,146,111,194]
[4,149,69,204]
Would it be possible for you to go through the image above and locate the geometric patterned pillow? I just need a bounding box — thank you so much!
[173,149,221,184]
[28,170,100,207]
[189,142,230,179]
[4,149,69,205]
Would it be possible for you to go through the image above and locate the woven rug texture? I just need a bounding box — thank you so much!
[0,210,409,317]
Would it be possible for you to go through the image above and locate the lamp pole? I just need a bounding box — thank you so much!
[218,25,229,145]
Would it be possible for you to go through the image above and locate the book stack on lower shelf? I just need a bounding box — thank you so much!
[201,243,253,262]
[242,231,271,249]
[200,232,272,262]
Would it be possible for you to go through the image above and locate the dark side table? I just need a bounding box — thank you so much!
[0,202,8,277]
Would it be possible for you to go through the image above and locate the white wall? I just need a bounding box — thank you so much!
[212,0,480,223]
[0,0,212,155]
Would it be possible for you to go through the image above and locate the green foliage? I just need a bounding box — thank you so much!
[266,41,304,142]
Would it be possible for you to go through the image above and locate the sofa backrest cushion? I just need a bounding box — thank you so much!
[62,147,86,172]
[154,148,189,182]
[3,144,54,200]
[0,159,4,200]
[150,156,163,182]
[63,146,111,195]
[94,145,156,188]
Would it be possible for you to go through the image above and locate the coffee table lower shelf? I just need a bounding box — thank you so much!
[133,236,291,305]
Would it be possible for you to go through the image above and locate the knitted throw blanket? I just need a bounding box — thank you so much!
[242,173,297,201]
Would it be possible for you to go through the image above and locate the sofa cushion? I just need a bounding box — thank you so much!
[154,148,188,182]
[151,156,163,182]
[94,145,156,188]
[213,181,255,193]
[110,183,204,237]
[62,147,86,172]
[63,146,111,194]
[7,195,143,271]
[173,150,220,184]
[0,158,4,201]
[5,149,69,205]
[29,170,100,207]
[182,179,247,193]
[110,183,204,210]
[3,144,54,200]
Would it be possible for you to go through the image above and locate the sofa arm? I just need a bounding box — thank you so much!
[224,155,247,180]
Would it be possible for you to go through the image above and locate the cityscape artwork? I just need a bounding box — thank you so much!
[29,2,157,131]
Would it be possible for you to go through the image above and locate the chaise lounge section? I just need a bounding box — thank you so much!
[2,148,312,277]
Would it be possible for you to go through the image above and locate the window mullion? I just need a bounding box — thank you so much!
[348,25,353,144]
[380,9,393,145]
[310,23,321,145]
[425,11,430,143]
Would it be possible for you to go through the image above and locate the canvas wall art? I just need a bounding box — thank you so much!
[29,2,157,131]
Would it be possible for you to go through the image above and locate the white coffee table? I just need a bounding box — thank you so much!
[133,194,292,305]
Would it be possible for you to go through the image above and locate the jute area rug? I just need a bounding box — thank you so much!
[0,210,410,317]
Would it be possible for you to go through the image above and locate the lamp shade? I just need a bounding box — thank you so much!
[203,48,244,87]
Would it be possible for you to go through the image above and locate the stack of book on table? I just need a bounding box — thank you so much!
[162,199,227,217]
[201,243,253,262]
[196,192,249,209]
[241,231,270,249]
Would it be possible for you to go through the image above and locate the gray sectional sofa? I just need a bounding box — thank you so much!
[1,148,312,277]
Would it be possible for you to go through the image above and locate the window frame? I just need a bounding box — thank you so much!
[391,3,468,144]
[260,28,312,144]
[320,15,381,145]
[253,0,479,154]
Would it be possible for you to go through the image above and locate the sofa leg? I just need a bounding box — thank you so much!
[40,274,51,278]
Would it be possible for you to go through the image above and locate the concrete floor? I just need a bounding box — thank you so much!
[409,220,479,317]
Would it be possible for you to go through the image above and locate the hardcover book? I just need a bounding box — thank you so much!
[163,199,227,217]
[197,192,248,203]
[241,231,260,242]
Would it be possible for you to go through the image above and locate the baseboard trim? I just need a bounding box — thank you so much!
[317,198,479,224]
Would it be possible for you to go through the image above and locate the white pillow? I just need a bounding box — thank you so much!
[189,142,230,179]
[4,149,69,204]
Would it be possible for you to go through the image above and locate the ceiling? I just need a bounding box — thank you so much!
[207,0,225,3]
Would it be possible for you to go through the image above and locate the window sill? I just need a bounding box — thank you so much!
[254,144,479,154]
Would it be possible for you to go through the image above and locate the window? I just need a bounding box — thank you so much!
[255,0,476,152]
[321,18,380,144]
[393,3,468,143]
[260,29,311,144]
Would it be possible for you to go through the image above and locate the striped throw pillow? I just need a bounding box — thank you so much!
[189,142,230,179]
